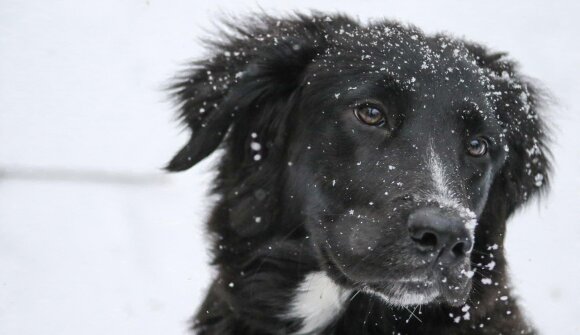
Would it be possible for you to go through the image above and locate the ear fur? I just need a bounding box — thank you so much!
[166,13,343,172]
[466,43,552,217]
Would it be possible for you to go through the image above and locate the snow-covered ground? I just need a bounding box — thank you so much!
[0,0,578,334]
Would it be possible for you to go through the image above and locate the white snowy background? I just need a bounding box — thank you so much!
[1,0,579,334]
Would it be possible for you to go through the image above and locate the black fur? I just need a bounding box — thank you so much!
[167,13,551,335]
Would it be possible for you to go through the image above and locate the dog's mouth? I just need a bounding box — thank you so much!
[361,272,472,307]
[363,280,440,306]
[320,246,472,307]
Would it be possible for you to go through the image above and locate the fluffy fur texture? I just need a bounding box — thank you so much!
[166,13,551,335]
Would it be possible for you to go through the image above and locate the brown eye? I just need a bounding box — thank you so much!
[467,137,489,157]
[354,104,386,126]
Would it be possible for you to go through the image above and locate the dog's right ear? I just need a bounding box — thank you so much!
[165,14,343,172]
[465,42,552,219]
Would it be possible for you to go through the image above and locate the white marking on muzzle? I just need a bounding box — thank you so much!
[285,272,351,335]
[427,146,478,238]
[428,146,460,208]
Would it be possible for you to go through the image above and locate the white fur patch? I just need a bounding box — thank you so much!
[427,146,478,237]
[285,272,351,335]
[428,145,461,209]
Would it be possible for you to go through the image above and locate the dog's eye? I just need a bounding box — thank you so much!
[467,137,489,157]
[353,104,386,126]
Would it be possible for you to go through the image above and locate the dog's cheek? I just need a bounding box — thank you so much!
[462,165,495,215]
[348,224,382,257]
[326,215,408,276]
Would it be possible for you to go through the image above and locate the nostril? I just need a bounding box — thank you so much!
[451,238,472,258]
[407,208,474,258]
[411,231,438,250]
[451,241,466,257]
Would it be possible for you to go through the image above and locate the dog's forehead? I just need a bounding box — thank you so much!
[311,25,498,122]
[321,24,486,93]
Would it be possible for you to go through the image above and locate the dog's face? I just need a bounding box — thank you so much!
[167,15,549,310]
[286,32,509,306]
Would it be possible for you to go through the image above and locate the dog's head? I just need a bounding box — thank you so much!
[167,14,550,308]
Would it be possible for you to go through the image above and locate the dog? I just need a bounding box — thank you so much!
[166,13,551,335]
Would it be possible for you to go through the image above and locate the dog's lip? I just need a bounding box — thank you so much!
[392,278,434,284]
[320,245,467,285]
[362,280,441,306]
[363,275,471,306]
[319,245,472,306]
[365,277,436,291]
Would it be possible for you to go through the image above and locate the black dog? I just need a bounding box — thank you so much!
[166,13,550,335]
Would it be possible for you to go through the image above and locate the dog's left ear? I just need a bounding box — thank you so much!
[466,43,552,216]
[166,14,343,172]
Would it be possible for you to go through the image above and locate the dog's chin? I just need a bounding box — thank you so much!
[320,246,472,307]
[363,281,440,306]
[362,277,472,307]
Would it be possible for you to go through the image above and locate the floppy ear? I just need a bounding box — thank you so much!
[466,43,552,218]
[166,14,334,172]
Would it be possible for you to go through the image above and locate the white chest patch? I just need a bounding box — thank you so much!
[285,271,351,335]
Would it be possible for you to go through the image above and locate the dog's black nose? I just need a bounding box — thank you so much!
[407,208,473,263]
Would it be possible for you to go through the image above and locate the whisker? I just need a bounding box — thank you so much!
[350,289,362,302]
[405,305,422,323]
[363,297,375,326]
